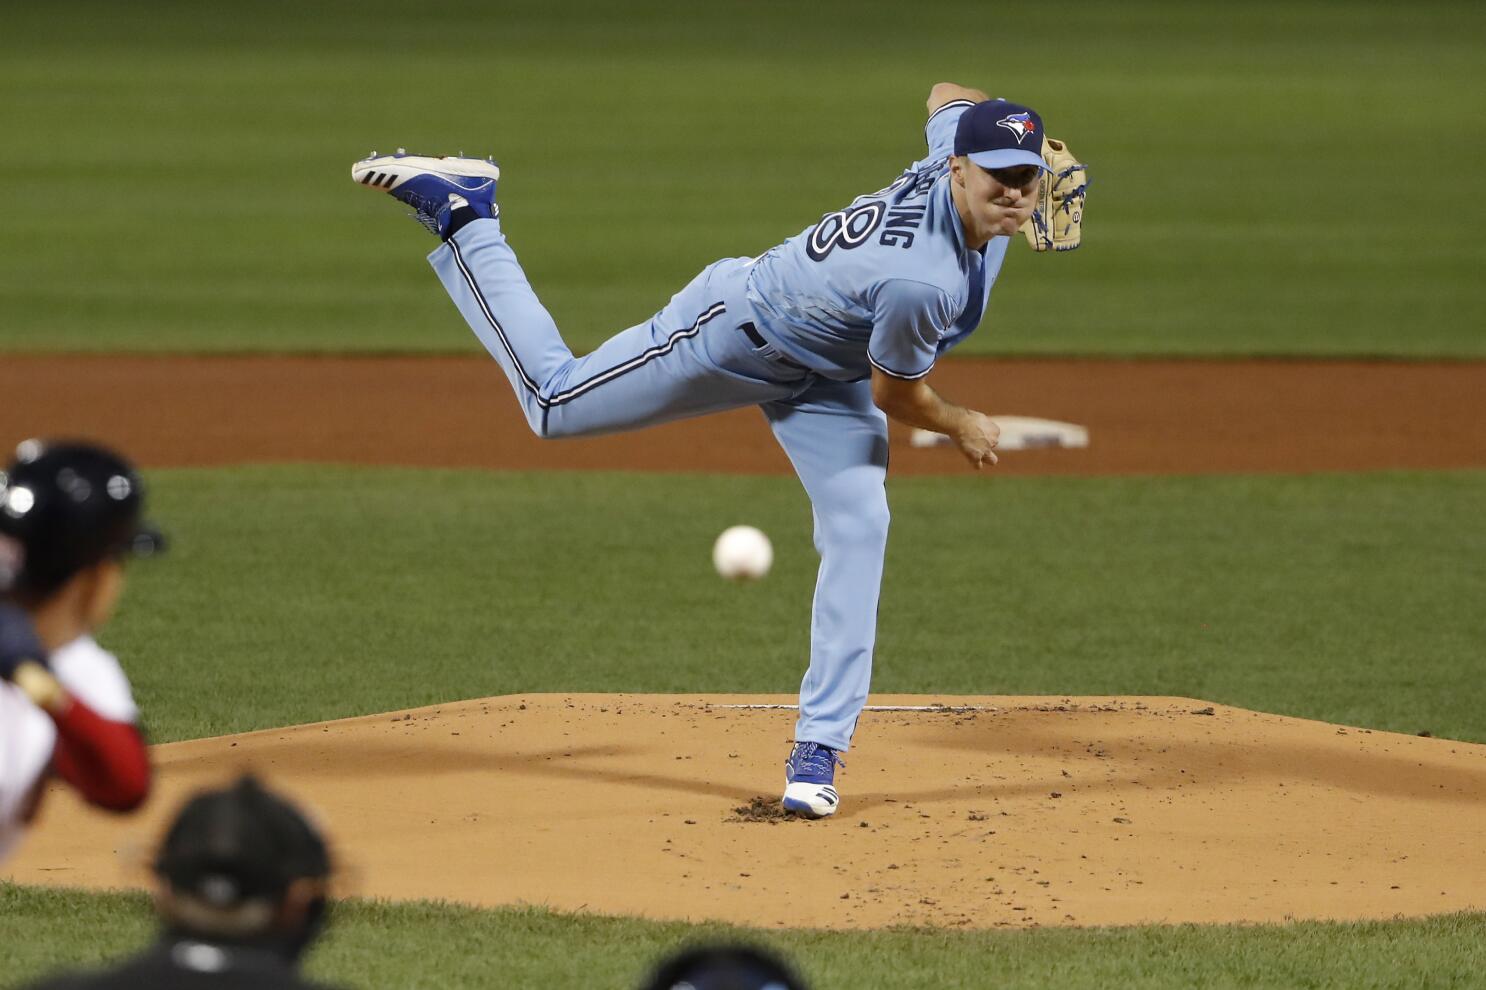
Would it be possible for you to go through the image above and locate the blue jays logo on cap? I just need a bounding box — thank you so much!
[996,111,1036,145]
[953,99,1051,174]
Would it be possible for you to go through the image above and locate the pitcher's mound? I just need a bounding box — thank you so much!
[8,695,1486,930]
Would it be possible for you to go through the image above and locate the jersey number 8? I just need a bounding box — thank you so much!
[806,201,886,262]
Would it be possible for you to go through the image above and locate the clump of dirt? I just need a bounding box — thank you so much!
[727,795,806,823]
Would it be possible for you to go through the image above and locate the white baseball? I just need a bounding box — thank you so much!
[712,525,773,582]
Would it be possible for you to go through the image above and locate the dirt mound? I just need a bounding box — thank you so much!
[8,694,1486,930]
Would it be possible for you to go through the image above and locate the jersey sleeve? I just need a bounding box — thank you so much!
[0,685,58,858]
[924,99,974,160]
[49,699,151,811]
[49,637,139,725]
[867,278,958,380]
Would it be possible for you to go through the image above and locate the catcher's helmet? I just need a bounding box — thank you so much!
[154,775,331,906]
[0,439,165,598]
[640,944,809,990]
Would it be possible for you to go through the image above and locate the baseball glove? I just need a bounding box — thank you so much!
[1020,137,1087,252]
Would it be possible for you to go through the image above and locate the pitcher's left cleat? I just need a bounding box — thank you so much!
[782,741,843,818]
[351,151,500,238]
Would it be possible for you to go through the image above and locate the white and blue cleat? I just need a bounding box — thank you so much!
[782,741,843,818]
[351,150,500,238]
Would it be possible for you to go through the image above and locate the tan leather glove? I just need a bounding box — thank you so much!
[1020,137,1087,252]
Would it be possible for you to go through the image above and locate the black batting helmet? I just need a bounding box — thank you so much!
[0,439,165,599]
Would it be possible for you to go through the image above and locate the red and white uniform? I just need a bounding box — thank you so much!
[0,635,149,863]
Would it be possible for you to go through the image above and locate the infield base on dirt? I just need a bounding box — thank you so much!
[8,694,1486,930]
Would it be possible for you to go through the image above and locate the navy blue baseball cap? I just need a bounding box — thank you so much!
[953,99,1049,172]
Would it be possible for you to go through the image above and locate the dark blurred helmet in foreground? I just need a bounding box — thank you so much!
[21,776,342,990]
[153,775,332,943]
[640,944,810,990]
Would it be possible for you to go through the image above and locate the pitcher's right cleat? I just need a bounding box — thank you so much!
[351,151,500,238]
[782,741,843,818]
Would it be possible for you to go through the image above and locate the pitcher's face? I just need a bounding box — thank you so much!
[953,158,1042,241]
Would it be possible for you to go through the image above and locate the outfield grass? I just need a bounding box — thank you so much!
[2,0,1483,357]
[96,465,1486,744]
[6,885,1486,990]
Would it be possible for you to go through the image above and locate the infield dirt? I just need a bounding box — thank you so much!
[9,694,1486,930]
[3,356,1484,476]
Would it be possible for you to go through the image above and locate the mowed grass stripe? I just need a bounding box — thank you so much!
[101,466,1486,744]
[0,0,1482,356]
[5,885,1486,990]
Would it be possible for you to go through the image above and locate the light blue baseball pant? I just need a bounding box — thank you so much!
[429,218,889,751]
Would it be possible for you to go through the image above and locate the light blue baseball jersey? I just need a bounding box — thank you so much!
[425,98,1020,757]
[744,99,1011,382]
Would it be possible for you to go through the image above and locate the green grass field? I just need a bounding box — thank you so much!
[5,466,1486,988]
[2,0,1483,356]
[7,886,1486,990]
[103,466,1486,745]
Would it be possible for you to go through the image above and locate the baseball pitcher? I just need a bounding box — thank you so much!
[352,83,1087,817]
